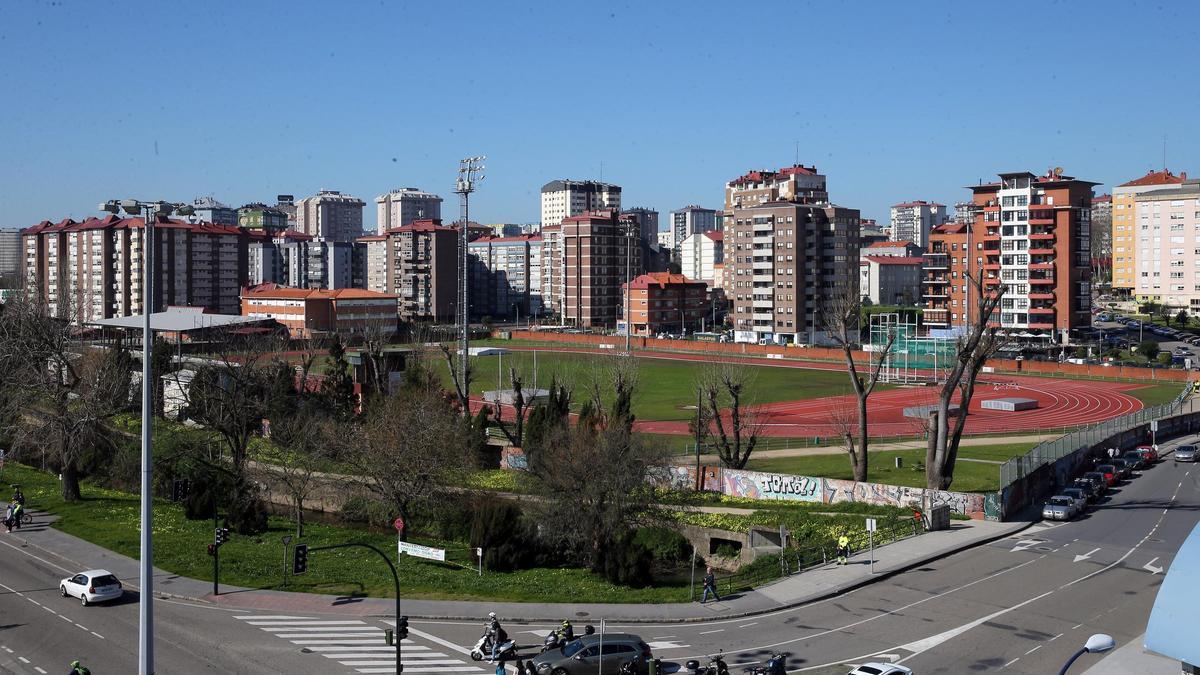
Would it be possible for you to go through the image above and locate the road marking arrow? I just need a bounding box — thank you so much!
[1073,547,1101,563]
[1011,540,1043,553]
[1143,557,1164,575]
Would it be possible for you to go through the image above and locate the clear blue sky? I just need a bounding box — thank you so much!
[2,0,1198,230]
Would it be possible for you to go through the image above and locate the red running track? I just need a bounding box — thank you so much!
[500,346,1154,438]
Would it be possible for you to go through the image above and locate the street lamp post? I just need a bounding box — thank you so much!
[1057,633,1115,675]
[99,198,193,675]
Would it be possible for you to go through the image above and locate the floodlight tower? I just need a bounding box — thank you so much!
[455,156,486,415]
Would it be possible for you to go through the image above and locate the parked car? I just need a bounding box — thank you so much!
[1060,487,1089,512]
[1110,458,1134,479]
[1043,496,1079,521]
[846,664,913,675]
[1082,472,1110,494]
[59,569,123,606]
[1071,479,1099,503]
[1175,444,1197,462]
[531,633,653,675]
[1095,464,1119,486]
[1120,451,1144,470]
[1136,444,1160,462]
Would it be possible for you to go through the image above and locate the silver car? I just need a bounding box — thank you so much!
[532,633,652,675]
[1043,496,1078,521]
[1176,444,1197,462]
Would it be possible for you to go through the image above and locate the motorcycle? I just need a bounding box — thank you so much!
[743,651,787,675]
[684,650,730,675]
[541,631,565,654]
[469,630,517,662]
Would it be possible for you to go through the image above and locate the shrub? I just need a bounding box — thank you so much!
[631,527,690,566]
[598,532,653,588]
[470,499,546,572]
[339,495,394,528]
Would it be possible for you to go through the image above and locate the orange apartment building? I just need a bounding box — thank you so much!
[924,168,1096,342]
[241,283,398,338]
[621,272,710,336]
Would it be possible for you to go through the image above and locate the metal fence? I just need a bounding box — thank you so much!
[998,382,1196,487]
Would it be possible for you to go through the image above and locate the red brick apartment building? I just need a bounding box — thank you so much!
[358,219,458,322]
[561,209,643,328]
[622,272,710,336]
[924,168,1096,341]
[241,283,398,338]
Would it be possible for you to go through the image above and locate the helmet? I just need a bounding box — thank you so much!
[562,619,570,625]
[70,662,80,668]
[488,612,497,619]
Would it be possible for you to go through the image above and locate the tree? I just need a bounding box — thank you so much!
[523,378,571,471]
[490,366,537,447]
[439,344,474,418]
[0,291,134,501]
[1157,351,1174,367]
[1140,301,1159,318]
[1177,309,1190,328]
[820,284,897,482]
[696,358,762,469]
[341,388,471,539]
[925,269,1006,490]
[322,334,358,419]
[1136,340,1161,361]
[253,409,336,539]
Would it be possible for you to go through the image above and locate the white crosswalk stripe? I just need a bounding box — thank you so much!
[234,614,488,673]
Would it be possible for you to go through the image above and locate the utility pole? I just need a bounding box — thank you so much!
[455,156,486,416]
[624,218,634,352]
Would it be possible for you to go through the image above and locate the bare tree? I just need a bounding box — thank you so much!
[925,270,1006,490]
[696,358,762,469]
[820,285,896,482]
[439,344,474,417]
[490,365,537,446]
[340,388,471,539]
[252,412,336,539]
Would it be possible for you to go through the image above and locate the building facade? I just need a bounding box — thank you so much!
[621,207,659,243]
[0,228,20,282]
[468,234,544,320]
[1131,179,1200,307]
[561,209,642,328]
[540,180,621,228]
[241,284,397,338]
[1112,169,1188,296]
[296,190,365,242]
[668,206,718,256]
[859,256,923,306]
[622,272,710,336]
[375,187,443,235]
[863,240,921,257]
[238,203,289,232]
[190,197,239,226]
[921,223,972,330]
[679,230,724,286]
[358,219,457,322]
[889,200,948,248]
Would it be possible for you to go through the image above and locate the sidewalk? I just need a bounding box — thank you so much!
[2,512,1031,623]
[1082,634,1180,674]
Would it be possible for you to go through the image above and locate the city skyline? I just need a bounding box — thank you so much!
[2,1,1198,231]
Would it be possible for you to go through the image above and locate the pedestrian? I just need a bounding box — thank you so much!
[524,660,537,675]
[1108,447,1117,461]
[4,501,12,532]
[495,658,507,675]
[701,566,720,603]
[837,534,850,565]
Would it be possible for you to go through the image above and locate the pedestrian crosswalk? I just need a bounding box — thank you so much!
[234,614,488,673]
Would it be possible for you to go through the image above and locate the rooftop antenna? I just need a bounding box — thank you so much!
[454,155,486,417]
[1163,134,1168,171]
[599,161,604,182]
[794,140,799,165]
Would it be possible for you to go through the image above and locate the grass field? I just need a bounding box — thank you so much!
[1128,383,1188,406]
[743,441,1038,493]
[451,349,870,422]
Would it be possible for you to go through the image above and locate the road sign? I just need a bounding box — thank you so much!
[865,518,878,532]
[398,540,445,561]
[1151,420,1159,432]
[393,517,405,533]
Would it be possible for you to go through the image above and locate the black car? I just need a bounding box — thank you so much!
[1070,479,1099,503]
[1120,451,1145,470]
[1110,458,1134,479]
[1082,472,1109,494]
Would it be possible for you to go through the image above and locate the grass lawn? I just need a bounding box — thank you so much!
[449,349,868,422]
[741,441,1037,493]
[1128,382,1189,406]
[1,462,694,603]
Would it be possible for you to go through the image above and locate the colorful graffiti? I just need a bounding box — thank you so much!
[721,469,823,502]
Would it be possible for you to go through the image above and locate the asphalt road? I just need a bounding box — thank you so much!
[2,437,1197,674]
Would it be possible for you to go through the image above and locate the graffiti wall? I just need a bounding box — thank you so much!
[713,468,986,516]
[720,469,823,502]
[501,447,527,470]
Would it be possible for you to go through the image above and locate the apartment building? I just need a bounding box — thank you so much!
[241,284,398,338]
[22,215,248,322]
[540,180,621,228]
[296,190,365,242]
[1092,194,1112,287]
[468,233,544,320]
[953,201,980,226]
[924,168,1096,341]
[246,230,362,290]
[622,272,710,336]
[889,201,948,248]
[723,165,858,344]
[561,209,643,328]
[669,206,718,255]
[679,230,724,287]
[358,219,457,322]
[0,228,20,281]
[191,197,239,226]
[1131,179,1200,307]
[863,240,921,258]
[375,187,443,235]
[238,203,289,232]
[859,220,888,246]
[859,256,923,306]
[621,207,659,243]
[1112,169,1188,296]
[539,224,562,318]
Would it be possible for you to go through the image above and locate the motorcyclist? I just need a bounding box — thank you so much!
[68,660,90,675]
[557,618,574,642]
[836,533,850,565]
[11,500,23,530]
[485,612,507,663]
[11,486,24,506]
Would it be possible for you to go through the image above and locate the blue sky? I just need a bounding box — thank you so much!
[2,0,1198,230]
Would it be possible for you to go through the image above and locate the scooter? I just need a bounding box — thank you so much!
[541,631,565,653]
[684,650,730,675]
[469,631,517,662]
[743,651,787,675]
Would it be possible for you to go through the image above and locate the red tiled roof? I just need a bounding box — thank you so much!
[1093,193,1112,203]
[867,240,913,248]
[891,200,944,209]
[702,230,723,242]
[385,218,455,233]
[729,165,819,186]
[623,272,706,290]
[25,215,246,237]
[1118,169,1187,187]
[932,223,968,235]
[242,284,396,301]
[471,234,542,244]
[862,256,924,265]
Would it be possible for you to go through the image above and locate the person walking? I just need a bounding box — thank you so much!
[837,534,850,565]
[701,566,720,603]
[523,659,538,675]
[495,658,507,675]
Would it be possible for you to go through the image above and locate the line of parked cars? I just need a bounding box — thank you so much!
[1112,315,1200,346]
[1043,444,1176,521]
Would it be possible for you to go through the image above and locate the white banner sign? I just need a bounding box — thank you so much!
[865,518,877,532]
[398,540,446,561]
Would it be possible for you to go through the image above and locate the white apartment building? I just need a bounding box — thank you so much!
[859,255,923,305]
[539,224,562,317]
[468,234,544,319]
[1133,179,1200,307]
[889,201,948,248]
[679,230,724,286]
[669,206,718,255]
[296,190,365,242]
[0,228,20,280]
[539,180,621,228]
[374,187,443,235]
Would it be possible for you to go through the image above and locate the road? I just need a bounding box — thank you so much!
[1,437,1196,674]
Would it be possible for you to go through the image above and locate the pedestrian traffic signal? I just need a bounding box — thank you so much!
[207,543,216,557]
[171,478,191,503]
[396,615,408,641]
[292,544,308,575]
[214,527,230,546]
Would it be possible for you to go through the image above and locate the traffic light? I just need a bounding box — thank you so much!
[214,527,230,546]
[207,543,216,557]
[171,479,190,503]
[292,544,308,575]
[396,615,408,641]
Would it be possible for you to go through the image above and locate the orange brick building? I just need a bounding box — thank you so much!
[241,283,398,338]
[622,272,710,336]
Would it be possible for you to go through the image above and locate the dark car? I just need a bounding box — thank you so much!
[1120,451,1144,470]
[1110,458,1134,479]
[1070,479,1099,503]
[1095,464,1119,486]
[532,633,653,675]
[1082,472,1110,494]
[1060,487,1089,512]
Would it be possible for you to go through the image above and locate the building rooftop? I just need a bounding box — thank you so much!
[192,196,231,209]
[470,234,543,244]
[383,218,455,234]
[624,272,705,290]
[867,240,913,248]
[891,200,945,209]
[931,223,969,235]
[862,256,924,265]
[1093,193,1112,203]
[1118,168,1188,188]
[242,283,397,301]
[85,307,271,333]
[22,215,246,237]
[702,230,723,242]
[728,164,820,186]
[540,179,621,193]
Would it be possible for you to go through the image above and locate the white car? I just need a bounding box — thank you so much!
[847,664,913,675]
[60,569,123,606]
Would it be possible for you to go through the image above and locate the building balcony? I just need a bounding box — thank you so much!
[1029,232,1055,241]
[1029,277,1055,285]
[1029,216,1055,225]
[982,233,1000,242]
[1029,247,1055,255]
[1029,322,1055,329]
[1028,292,1054,300]
[924,290,948,298]
[1029,262,1054,270]
[1028,203,1055,212]
[984,263,1000,271]
[923,277,949,285]
[1029,307,1055,314]
[923,254,949,269]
